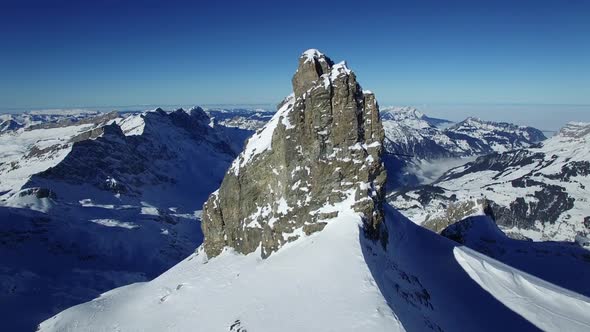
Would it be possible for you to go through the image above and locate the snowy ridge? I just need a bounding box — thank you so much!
[38,192,404,332]
[38,203,590,332]
[455,246,590,331]
[229,94,294,175]
[0,109,107,132]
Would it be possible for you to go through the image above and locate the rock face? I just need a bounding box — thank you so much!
[202,49,386,258]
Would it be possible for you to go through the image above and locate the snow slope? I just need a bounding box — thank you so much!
[39,202,590,331]
[455,247,590,331]
[39,194,404,332]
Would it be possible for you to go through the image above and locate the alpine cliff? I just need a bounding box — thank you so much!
[202,49,386,258]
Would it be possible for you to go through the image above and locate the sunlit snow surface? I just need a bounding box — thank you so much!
[39,203,590,332]
[455,247,590,331]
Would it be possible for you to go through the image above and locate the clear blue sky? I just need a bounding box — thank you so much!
[1,0,589,110]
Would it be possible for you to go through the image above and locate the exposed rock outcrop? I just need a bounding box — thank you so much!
[202,49,386,258]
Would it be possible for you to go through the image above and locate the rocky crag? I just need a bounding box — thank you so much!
[202,49,387,258]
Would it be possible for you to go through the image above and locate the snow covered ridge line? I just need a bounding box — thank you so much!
[455,246,590,332]
[37,201,590,331]
[27,109,102,116]
[229,94,295,175]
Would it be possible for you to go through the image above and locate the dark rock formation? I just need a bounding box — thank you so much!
[201,49,386,258]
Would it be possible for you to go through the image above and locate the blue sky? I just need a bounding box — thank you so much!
[1,0,589,115]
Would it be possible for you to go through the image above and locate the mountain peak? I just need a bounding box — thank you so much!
[301,48,325,62]
[557,122,590,139]
[381,106,425,120]
[201,50,386,258]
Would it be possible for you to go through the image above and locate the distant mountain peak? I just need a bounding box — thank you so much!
[557,122,590,139]
[381,106,426,122]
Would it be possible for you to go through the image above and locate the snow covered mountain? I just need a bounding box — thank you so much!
[381,107,546,190]
[0,111,119,198]
[0,107,239,331]
[0,109,105,133]
[206,108,273,131]
[390,122,590,243]
[38,50,590,332]
[205,108,270,153]
[382,107,545,160]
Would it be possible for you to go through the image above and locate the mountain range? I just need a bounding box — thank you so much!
[0,50,589,331]
[34,50,590,332]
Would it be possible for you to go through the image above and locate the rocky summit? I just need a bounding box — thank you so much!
[202,49,386,258]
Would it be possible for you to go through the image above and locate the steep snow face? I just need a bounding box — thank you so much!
[116,113,146,135]
[447,216,590,331]
[455,247,590,332]
[38,204,590,332]
[390,122,590,242]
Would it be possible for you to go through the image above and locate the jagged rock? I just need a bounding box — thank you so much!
[27,108,236,203]
[202,49,386,258]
